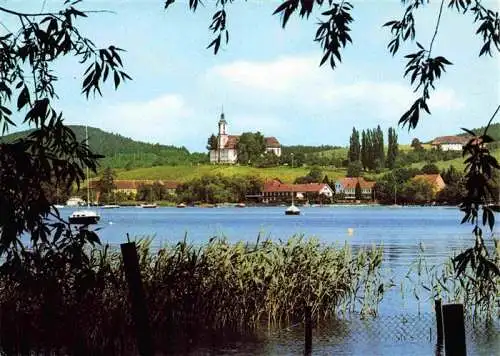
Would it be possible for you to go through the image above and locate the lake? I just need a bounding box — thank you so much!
[65,205,499,355]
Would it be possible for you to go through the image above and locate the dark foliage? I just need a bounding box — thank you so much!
[2,125,207,169]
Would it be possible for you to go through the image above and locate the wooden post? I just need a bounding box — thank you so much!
[304,305,312,355]
[442,303,466,356]
[121,242,153,356]
[435,299,444,344]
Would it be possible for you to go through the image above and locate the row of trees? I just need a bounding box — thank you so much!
[373,165,466,205]
[176,175,264,204]
[348,126,399,172]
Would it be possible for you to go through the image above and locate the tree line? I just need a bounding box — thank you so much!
[348,125,399,172]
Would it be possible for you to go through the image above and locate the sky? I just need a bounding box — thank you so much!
[2,0,499,152]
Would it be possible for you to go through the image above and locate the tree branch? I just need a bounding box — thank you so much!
[428,0,445,58]
[483,104,500,135]
[0,6,115,17]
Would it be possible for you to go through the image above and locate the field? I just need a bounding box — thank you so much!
[116,164,346,183]
[112,148,500,183]
[409,148,500,171]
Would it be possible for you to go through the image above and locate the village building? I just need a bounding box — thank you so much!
[411,174,446,195]
[89,179,179,200]
[209,111,281,164]
[261,179,334,204]
[335,177,376,200]
[430,136,469,151]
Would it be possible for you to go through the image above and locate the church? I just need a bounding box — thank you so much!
[209,111,281,164]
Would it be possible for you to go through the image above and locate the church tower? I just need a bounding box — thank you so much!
[217,109,228,163]
[218,110,227,135]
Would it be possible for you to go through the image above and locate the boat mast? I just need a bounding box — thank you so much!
[86,125,90,208]
[291,153,294,206]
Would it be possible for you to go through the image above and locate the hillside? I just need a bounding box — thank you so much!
[116,165,346,183]
[457,123,500,139]
[1,125,207,168]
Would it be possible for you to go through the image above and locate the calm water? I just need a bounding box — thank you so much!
[66,205,499,355]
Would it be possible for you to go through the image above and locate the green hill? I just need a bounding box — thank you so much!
[1,125,208,169]
[457,123,500,139]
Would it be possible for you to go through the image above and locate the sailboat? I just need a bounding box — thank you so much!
[285,153,300,216]
[140,186,158,208]
[69,126,101,225]
[102,191,120,209]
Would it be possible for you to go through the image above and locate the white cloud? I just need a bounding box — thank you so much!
[230,115,289,135]
[208,55,322,93]
[208,55,464,121]
[90,94,196,145]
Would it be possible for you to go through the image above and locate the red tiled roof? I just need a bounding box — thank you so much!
[224,135,239,149]
[339,177,375,189]
[164,181,179,189]
[263,182,331,193]
[412,174,441,184]
[265,136,281,148]
[431,136,469,145]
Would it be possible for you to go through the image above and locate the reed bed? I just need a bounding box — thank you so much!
[0,235,384,354]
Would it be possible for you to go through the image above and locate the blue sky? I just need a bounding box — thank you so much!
[3,0,499,152]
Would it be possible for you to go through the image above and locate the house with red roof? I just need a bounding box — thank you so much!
[411,174,446,195]
[89,179,179,200]
[209,111,281,164]
[261,179,333,204]
[334,177,376,200]
[430,135,469,151]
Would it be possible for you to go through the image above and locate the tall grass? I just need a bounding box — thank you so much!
[402,242,499,322]
[0,235,384,354]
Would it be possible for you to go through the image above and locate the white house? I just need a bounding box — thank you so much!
[430,136,469,151]
[209,111,281,164]
[335,177,376,200]
[261,179,334,203]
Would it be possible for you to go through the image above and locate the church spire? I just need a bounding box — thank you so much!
[218,106,227,135]
[219,105,226,124]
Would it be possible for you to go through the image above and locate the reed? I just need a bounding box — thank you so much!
[403,242,499,322]
[0,235,384,354]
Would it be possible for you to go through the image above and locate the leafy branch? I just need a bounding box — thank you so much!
[0,1,128,257]
[452,105,500,294]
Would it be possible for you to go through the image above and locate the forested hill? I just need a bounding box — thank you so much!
[457,123,500,140]
[1,125,208,168]
[281,145,343,154]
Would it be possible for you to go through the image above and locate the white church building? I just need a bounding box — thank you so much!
[209,112,281,164]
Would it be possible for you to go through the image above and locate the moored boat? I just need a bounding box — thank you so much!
[177,203,187,208]
[140,203,158,208]
[68,125,100,224]
[285,204,301,216]
[102,204,120,209]
[235,203,246,208]
[69,210,100,225]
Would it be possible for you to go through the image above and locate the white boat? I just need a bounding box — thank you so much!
[69,210,100,225]
[69,125,100,225]
[54,204,66,209]
[176,203,187,208]
[285,204,301,216]
[66,197,85,207]
[140,203,158,208]
[235,203,246,208]
[285,153,300,216]
[102,204,120,209]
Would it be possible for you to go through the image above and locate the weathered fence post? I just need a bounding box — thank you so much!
[435,299,444,344]
[304,305,312,355]
[442,303,466,356]
[121,242,154,356]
